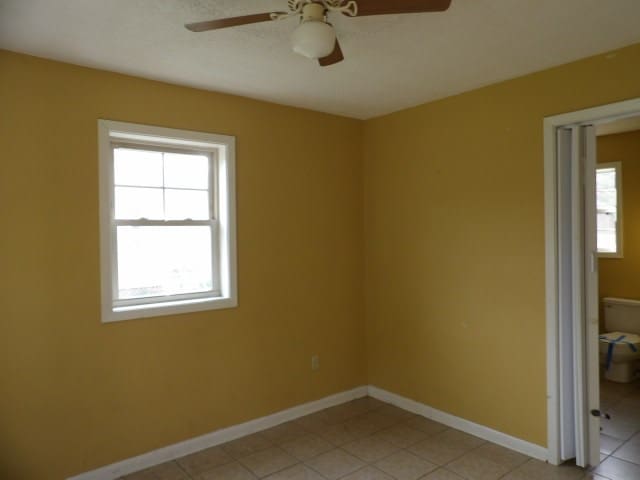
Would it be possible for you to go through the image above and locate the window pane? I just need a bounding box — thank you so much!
[114,148,163,187]
[598,229,617,253]
[165,189,210,220]
[115,187,164,220]
[164,153,209,189]
[116,226,213,300]
[597,189,617,212]
[596,166,619,253]
[596,168,616,189]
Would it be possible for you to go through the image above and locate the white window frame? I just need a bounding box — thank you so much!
[596,161,623,258]
[98,120,237,323]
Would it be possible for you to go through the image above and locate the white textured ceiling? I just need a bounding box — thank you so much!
[1,0,640,119]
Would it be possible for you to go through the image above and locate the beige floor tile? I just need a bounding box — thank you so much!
[349,397,388,412]
[376,404,415,421]
[197,462,257,480]
[342,436,399,463]
[601,433,625,455]
[238,446,298,478]
[408,429,484,465]
[125,394,640,480]
[222,433,274,459]
[611,431,640,464]
[263,464,326,480]
[594,456,640,479]
[374,450,437,480]
[472,443,529,470]
[344,412,398,438]
[323,404,366,424]
[122,461,188,480]
[305,448,366,480]
[403,416,449,436]
[176,446,233,476]
[502,459,585,480]
[280,433,333,461]
[261,422,309,444]
[340,466,394,480]
[294,411,330,433]
[373,424,428,448]
[439,429,485,447]
[421,468,465,480]
[600,415,640,442]
[339,399,383,417]
[446,452,510,480]
[316,422,360,446]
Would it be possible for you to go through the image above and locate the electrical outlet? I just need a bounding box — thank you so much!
[311,354,320,371]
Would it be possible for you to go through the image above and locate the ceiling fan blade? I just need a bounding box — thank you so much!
[319,39,344,67]
[185,12,287,32]
[351,0,451,16]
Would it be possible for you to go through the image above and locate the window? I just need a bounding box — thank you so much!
[596,162,622,257]
[98,120,237,322]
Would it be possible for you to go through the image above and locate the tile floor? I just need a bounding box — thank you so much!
[120,393,640,480]
[596,378,640,479]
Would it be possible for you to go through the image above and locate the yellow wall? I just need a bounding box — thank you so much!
[363,43,640,447]
[598,130,640,310]
[0,50,366,479]
[4,41,640,479]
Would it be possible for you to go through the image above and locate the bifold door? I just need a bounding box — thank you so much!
[556,125,600,468]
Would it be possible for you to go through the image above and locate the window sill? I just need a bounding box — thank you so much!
[598,253,623,259]
[102,295,237,323]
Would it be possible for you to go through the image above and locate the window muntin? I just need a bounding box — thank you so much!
[596,162,622,257]
[99,120,237,322]
[113,147,212,221]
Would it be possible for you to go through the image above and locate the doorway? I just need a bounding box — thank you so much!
[544,98,640,469]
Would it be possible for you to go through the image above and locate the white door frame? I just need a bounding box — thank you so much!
[544,97,640,465]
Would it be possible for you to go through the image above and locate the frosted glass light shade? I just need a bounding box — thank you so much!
[291,21,336,59]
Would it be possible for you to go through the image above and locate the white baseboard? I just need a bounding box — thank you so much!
[68,386,368,480]
[367,385,548,462]
[69,384,549,479]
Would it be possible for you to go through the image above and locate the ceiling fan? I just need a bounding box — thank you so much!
[186,0,452,66]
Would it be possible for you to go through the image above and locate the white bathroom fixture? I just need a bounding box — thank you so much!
[599,297,640,383]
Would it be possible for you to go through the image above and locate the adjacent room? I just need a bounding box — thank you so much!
[596,119,640,470]
[2,1,640,479]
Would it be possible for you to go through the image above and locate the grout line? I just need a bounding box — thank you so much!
[170,459,190,479]
[133,397,559,480]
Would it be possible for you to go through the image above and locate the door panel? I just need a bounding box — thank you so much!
[557,128,576,461]
[556,125,600,468]
[583,125,600,468]
[570,126,587,467]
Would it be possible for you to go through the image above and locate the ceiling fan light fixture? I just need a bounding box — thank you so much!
[291,20,336,59]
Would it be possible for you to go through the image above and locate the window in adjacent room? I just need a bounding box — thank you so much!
[596,162,622,257]
[98,120,237,322]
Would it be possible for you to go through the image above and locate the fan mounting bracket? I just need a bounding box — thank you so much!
[287,0,358,17]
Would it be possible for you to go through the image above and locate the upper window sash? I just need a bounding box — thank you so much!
[111,143,217,222]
